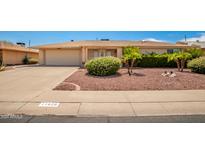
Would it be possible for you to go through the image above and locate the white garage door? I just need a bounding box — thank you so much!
[45,49,81,66]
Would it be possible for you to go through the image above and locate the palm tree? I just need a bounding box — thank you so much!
[168,51,192,72]
[122,46,142,76]
[185,48,203,58]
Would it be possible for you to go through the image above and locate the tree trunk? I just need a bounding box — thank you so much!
[126,61,131,76]
[181,59,185,72]
[128,60,132,76]
[128,66,131,76]
[130,59,135,74]
[176,59,181,72]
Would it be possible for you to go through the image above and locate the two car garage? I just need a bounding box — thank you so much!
[41,49,81,66]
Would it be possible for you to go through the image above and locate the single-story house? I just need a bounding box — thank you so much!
[0,42,39,65]
[35,40,189,66]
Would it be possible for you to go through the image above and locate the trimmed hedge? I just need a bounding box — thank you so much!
[85,56,121,76]
[28,58,38,64]
[187,57,205,74]
[22,56,38,64]
[136,54,176,67]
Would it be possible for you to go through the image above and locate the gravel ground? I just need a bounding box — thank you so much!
[54,82,76,90]
[54,68,205,91]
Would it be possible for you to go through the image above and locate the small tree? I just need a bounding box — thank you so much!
[122,46,142,76]
[168,51,192,72]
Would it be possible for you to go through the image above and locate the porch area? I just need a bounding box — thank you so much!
[81,47,123,64]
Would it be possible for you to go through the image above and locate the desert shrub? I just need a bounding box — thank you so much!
[187,57,205,74]
[23,56,38,64]
[22,55,29,64]
[0,63,5,72]
[137,54,176,67]
[28,58,38,64]
[85,56,121,76]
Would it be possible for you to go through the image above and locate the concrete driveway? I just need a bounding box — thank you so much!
[0,66,78,101]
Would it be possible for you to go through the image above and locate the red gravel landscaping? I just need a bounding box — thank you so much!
[54,68,205,91]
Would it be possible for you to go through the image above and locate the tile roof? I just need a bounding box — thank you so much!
[0,42,39,53]
[34,40,189,49]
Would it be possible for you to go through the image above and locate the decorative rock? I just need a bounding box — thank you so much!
[69,82,81,91]
[161,71,176,77]
[170,73,176,77]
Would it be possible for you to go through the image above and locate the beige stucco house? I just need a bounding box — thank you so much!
[36,40,189,66]
[0,42,39,65]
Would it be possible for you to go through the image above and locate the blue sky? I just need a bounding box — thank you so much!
[0,31,205,47]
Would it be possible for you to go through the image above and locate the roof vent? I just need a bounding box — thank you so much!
[100,39,110,41]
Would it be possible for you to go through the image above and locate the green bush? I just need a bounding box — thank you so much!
[23,56,38,64]
[137,54,176,67]
[85,56,121,76]
[186,48,203,59]
[28,58,38,64]
[0,63,5,72]
[22,56,29,64]
[187,57,205,74]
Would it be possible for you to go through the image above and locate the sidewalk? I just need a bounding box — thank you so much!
[1,101,205,117]
[31,90,205,103]
[0,90,205,117]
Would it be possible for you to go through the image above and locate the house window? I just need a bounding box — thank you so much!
[106,51,112,56]
[88,49,116,59]
[143,51,155,54]
[167,49,174,54]
[100,51,104,57]
[173,48,181,52]
[167,49,181,54]
[94,51,99,58]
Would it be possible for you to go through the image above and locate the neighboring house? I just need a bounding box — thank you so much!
[0,42,39,65]
[35,40,189,66]
[177,41,205,51]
